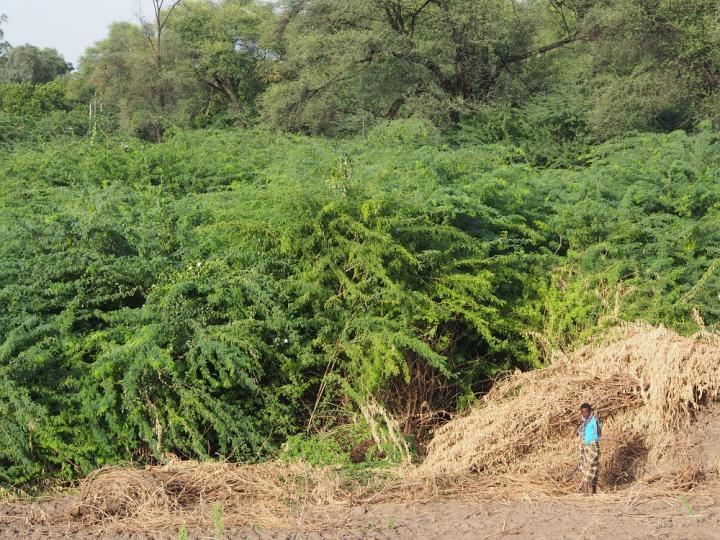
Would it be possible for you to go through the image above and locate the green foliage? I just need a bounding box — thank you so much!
[213,503,224,539]
[0,80,68,116]
[0,80,92,147]
[535,129,720,345]
[169,0,275,124]
[283,433,351,467]
[261,0,590,132]
[36,0,720,141]
[79,1,277,140]
[1,116,719,488]
[451,89,592,166]
[282,419,407,467]
[0,45,72,84]
[81,21,201,142]
[588,71,694,138]
[0,122,552,484]
[573,0,720,139]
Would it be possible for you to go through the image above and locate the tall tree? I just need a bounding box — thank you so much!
[170,0,276,121]
[261,0,594,132]
[137,0,182,117]
[82,5,198,141]
[81,0,276,137]
[0,14,8,58]
[579,0,720,137]
[0,45,72,84]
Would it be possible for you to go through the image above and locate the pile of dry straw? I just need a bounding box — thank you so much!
[421,322,720,492]
[71,323,720,531]
[71,461,349,532]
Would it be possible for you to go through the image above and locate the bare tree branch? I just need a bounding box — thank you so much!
[276,0,310,40]
[409,0,435,36]
[503,30,583,64]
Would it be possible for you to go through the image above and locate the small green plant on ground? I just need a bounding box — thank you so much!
[678,495,697,516]
[213,503,224,539]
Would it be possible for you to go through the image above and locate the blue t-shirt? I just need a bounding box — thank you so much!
[583,415,599,444]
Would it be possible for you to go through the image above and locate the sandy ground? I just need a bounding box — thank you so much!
[1,490,718,539]
[321,495,720,540]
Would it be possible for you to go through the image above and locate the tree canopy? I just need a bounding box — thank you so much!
[169,0,276,122]
[0,44,72,84]
[32,0,719,140]
[261,0,591,131]
[0,14,8,58]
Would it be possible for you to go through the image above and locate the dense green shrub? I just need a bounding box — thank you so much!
[535,129,720,344]
[0,80,96,147]
[451,90,592,167]
[0,123,548,483]
[1,121,718,485]
[0,80,68,116]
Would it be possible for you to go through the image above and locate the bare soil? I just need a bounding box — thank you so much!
[1,489,718,539]
[319,493,720,540]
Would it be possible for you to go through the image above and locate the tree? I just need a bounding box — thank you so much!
[261,0,594,132]
[558,0,720,137]
[0,45,72,84]
[0,14,9,58]
[81,1,276,138]
[81,14,200,141]
[137,0,182,116]
[81,1,187,142]
[170,0,277,121]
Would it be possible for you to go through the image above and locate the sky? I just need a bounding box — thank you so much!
[1,0,157,67]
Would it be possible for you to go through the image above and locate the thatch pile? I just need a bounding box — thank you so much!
[420,323,720,491]
[71,461,349,532]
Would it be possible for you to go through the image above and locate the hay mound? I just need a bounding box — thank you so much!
[71,461,348,532]
[421,323,720,490]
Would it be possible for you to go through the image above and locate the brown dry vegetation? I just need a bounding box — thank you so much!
[70,462,352,532]
[421,323,720,491]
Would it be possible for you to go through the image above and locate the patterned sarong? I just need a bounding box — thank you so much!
[578,441,600,485]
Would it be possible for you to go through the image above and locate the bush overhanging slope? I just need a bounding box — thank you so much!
[1,121,719,484]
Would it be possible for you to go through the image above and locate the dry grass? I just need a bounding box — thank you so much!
[71,460,350,533]
[420,323,720,492]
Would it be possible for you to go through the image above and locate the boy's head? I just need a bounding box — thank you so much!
[580,403,592,419]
